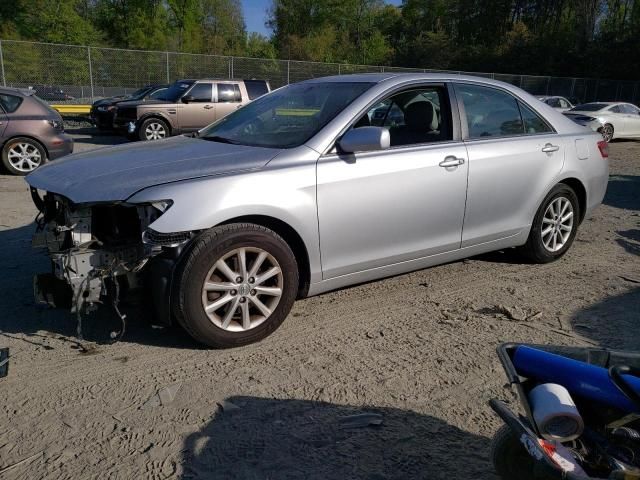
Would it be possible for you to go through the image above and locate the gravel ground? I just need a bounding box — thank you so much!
[0,130,638,479]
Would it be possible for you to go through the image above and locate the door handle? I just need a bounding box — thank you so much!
[541,143,560,153]
[439,156,465,168]
[203,105,214,110]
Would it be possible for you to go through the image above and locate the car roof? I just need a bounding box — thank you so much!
[298,72,533,90]
[0,86,34,97]
[176,78,255,83]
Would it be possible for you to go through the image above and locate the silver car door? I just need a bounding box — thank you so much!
[317,84,468,279]
[454,82,565,247]
[621,104,640,136]
[607,105,626,135]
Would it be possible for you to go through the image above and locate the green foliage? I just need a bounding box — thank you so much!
[0,0,639,79]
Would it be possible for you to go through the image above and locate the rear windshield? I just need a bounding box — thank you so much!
[570,103,608,112]
[0,94,23,113]
[156,81,194,102]
[244,80,270,100]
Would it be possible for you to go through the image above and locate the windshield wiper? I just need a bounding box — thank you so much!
[201,135,239,145]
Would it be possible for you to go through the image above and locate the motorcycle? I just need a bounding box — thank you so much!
[490,343,640,479]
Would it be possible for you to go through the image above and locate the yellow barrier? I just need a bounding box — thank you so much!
[50,104,91,115]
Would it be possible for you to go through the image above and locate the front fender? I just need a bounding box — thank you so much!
[138,111,174,130]
[127,160,322,283]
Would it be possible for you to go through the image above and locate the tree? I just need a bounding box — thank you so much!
[9,0,101,45]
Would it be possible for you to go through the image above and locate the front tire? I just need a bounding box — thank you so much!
[2,137,47,175]
[139,117,169,141]
[173,223,299,348]
[522,184,579,263]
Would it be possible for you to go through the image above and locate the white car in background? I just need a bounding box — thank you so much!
[538,96,574,112]
[564,102,640,142]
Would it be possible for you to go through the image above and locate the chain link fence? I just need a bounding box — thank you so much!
[0,39,638,105]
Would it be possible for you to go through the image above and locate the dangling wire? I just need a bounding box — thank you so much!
[108,271,127,344]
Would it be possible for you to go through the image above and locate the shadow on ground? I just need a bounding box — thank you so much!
[180,396,495,480]
[604,174,640,210]
[571,287,640,350]
[616,228,640,256]
[0,222,196,350]
[66,126,129,147]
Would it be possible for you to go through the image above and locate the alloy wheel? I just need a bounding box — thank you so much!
[7,142,42,172]
[601,124,613,142]
[541,196,574,253]
[145,122,166,140]
[201,247,283,332]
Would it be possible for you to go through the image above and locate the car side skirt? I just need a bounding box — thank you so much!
[307,229,528,296]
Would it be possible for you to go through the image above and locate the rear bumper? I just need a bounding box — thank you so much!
[46,133,74,160]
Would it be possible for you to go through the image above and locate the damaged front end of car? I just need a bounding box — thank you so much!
[30,188,193,337]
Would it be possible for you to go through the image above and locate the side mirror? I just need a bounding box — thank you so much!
[182,95,194,104]
[338,126,390,153]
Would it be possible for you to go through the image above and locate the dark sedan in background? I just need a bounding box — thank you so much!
[30,85,74,102]
[0,87,73,175]
[90,84,168,130]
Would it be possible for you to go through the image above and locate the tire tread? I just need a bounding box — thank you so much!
[173,223,298,348]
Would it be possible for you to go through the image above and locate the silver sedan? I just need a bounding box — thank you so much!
[27,74,609,348]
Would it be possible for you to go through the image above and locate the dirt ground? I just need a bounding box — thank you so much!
[0,129,638,479]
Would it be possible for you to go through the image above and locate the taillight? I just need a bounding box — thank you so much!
[597,140,609,158]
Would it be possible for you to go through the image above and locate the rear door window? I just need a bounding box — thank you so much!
[457,84,523,138]
[620,104,640,114]
[0,94,23,113]
[456,83,553,138]
[217,83,242,103]
[518,101,553,134]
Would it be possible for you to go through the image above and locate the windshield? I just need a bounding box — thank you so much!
[199,82,374,148]
[129,86,153,100]
[156,81,194,102]
[570,103,608,112]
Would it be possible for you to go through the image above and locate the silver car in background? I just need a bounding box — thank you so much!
[538,95,574,112]
[564,101,640,142]
[26,74,609,348]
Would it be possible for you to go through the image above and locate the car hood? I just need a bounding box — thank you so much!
[117,99,174,109]
[26,135,282,204]
[93,96,129,107]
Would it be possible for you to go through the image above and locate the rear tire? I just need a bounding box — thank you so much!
[173,223,298,348]
[522,184,579,263]
[139,117,169,141]
[600,123,614,142]
[1,137,47,175]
